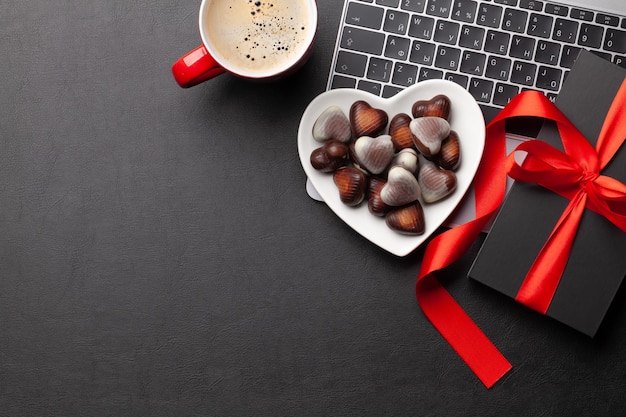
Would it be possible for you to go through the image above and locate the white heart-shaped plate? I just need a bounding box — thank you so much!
[298,80,485,257]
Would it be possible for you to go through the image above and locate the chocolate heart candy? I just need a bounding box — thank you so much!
[380,166,421,206]
[435,130,461,171]
[312,105,352,143]
[418,160,457,203]
[350,100,388,138]
[412,94,451,120]
[333,166,367,207]
[410,116,451,157]
[385,202,425,235]
[389,113,414,150]
[351,134,394,175]
[367,177,391,217]
[389,148,419,174]
[310,139,349,173]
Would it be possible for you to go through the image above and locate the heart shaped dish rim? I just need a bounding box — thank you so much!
[298,80,486,257]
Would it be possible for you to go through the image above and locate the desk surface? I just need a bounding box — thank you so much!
[2,1,625,416]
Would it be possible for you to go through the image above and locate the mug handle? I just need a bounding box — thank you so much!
[172,45,227,88]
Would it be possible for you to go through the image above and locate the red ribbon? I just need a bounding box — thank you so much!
[416,79,626,388]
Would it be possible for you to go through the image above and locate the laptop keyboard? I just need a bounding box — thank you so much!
[328,0,626,120]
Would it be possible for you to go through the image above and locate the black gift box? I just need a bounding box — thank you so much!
[469,51,626,337]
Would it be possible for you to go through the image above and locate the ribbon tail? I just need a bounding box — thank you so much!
[515,191,588,313]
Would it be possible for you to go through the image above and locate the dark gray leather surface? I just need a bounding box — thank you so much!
[2,1,625,416]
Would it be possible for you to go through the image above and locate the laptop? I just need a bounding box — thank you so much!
[306,0,626,226]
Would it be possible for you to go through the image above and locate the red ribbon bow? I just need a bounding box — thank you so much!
[416,79,626,388]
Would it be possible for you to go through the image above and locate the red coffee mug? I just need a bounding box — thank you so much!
[172,0,318,88]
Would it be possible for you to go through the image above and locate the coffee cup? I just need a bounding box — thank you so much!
[172,0,318,88]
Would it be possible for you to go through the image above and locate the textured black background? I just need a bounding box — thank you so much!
[2,1,625,416]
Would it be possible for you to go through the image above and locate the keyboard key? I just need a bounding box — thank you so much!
[597,14,619,27]
[367,57,393,82]
[545,3,568,16]
[519,0,543,12]
[408,15,435,39]
[460,25,486,49]
[494,0,517,6]
[383,85,404,98]
[376,0,400,6]
[335,50,368,77]
[614,55,626,69]
[493,83,520,105]
[461,50,487,75]
[445,72,469,88]
[451,0,478,23]
[485,30,510,55]
[478,4,503,28]
[427,0,453,17]
[435,45,462,70]
[331,75,357,89]
[604,29,626,54]
[560,45,581,68]
[511,60,537,85]
[345,2,384,30]
[528,13,553,38]
[502,8,528,33]
[510,35,536,60]
[401,0,426,13]
[570,8,593,22]
[552,18,578,43]
[622,18,626,29]
[392,62,419,86]
[418,67,444,81]
[434,20,461,44]
[385,35,411,60]
[535,40,560,65]
[536,65,562,90]
[384,10,410,35]
[469,78,494,102]
[578,24,603,49]
[358,80,382,95]
[486,55,512,80]
[340,27,385,54]
[409,40,437,65]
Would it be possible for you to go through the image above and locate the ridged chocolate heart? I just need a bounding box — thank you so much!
[367,177,391,217]
[312,105,352,143]
[412,94,451,120]
[435,130,461,171]
[350,100,388,138]
[389,113,414,150]
[410,117,451,157]
[385,202,425,235]
[333,166,367,207]
[310,139,349,173]
[380,166,421,206]
[351,134,394,175]
[418,160,457,203]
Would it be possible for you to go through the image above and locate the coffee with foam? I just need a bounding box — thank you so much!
[202,0,315,77]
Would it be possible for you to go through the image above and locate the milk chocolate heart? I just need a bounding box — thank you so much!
[310,139,349,173]
[410,117,451,157]
[388,113,414,150]
[367,177,391,217]
[380,166,421,206]
[435,131,461,171]
[350,100,388,138]
[351,134,394,175]
[385,202,425,235]
[412,94,451,120]
[418,160,457,203]
[312,105,352,143]
[333,166,367,207]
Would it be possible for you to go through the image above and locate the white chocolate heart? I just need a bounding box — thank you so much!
[418,159,457,203]
[381,166,421,206]
[410,117,451,157]
[312,105,352,143]
[352,135,394,175]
